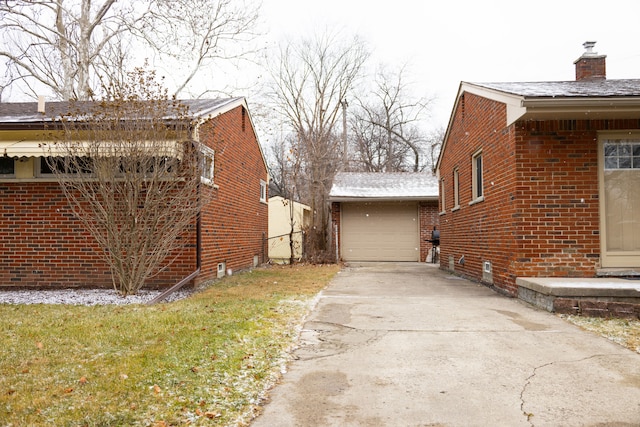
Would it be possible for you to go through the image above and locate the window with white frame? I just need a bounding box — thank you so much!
[472,150,483,201]
[439,177,446,213]
[453,167,460,209]
[200,145,215,185]
[260,179,267,203]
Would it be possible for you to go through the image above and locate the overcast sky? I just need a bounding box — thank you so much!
[257,0,640,130]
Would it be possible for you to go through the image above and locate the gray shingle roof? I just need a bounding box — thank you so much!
[329,172,438,201]
[0,98,243,123]
[473,79,640,98]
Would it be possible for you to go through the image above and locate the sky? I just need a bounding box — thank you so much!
[256,0,640,131]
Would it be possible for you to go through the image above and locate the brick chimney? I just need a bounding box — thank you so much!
[574,41,606,81]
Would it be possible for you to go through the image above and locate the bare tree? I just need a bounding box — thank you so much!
[43,68,207,295]
[350,64,432,172]
[269,30,369,260]
[0,0,260,101]
[425,126,445,173]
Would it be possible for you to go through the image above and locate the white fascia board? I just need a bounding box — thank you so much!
[460,82,527,125]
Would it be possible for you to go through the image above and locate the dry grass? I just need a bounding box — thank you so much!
[561,315,640,354]
[0,264,340,426]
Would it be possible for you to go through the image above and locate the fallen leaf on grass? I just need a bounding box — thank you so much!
[79,376,88,385]
[205,411,221,419]
[36,342,43,349]
[153,384,161,394]
[64,387,74,394]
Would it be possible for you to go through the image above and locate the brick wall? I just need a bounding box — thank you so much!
[512,119,640,280]
[440,90,640,295]
[438,93,519,294]
[0,182,195,288]
[419,201,440,262]
[196,105,268,283]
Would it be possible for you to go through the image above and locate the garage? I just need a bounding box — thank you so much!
[341,202,419,261]
[330,172,440,263]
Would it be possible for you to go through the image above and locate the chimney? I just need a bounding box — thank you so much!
[37,96,46,114]
[574,41,606,81]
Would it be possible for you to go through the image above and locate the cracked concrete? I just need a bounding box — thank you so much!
[251,262,640,427]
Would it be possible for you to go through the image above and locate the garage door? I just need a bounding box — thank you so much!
[341,202,419,261]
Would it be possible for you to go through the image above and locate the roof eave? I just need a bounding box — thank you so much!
[517,97,640,122]
[329,196,439,202]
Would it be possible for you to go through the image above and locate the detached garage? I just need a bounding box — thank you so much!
[330,172,439,262]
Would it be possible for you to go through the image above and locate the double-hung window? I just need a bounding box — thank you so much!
[453,167,460,210]
[260,180,267,203]
[471,150,483,202]
[200,145,215,186]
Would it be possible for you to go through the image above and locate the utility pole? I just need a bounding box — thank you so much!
[341,98,348,170]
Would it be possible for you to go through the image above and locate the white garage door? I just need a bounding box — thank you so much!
[341,202,419,261]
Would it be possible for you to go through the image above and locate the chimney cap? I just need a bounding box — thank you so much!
[582,41,598,56]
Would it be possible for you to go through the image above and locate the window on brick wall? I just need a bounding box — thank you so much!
[200,145,215,186]
[37,156,93,177]
[453,167,460,210]
[604,141,640,169]
[471,150,483,202]
[0,157,15,177]
[439,177,446,213]
[260,179,267,203]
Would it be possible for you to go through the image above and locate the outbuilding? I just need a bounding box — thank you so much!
[330,172,439,262]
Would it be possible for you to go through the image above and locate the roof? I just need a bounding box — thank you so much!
[329,172,439,202]
[459,79,640,125]
[0,98,244,124]
[436,78,640,173]
[473,79,640,98]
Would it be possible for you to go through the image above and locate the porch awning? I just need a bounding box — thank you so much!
[1,140,185,159]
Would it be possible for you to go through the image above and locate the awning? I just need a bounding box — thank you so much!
[1,140,185,159]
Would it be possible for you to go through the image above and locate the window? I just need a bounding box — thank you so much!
[260,179,267,203]
[472,150,483,202]
[439,177,446,213]
[604,141,640,169]
[0,157,15,177]
[37,156,93,177]
[453,167,460,210]
[200,145,215,185]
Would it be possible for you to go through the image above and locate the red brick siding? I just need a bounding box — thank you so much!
[419,201,440,262]
[440,90,640,294]
[438,93,519,293]
[512,119,640,280]
[575,57,606,81]
[196,106,268,283]
[0,182,195,288]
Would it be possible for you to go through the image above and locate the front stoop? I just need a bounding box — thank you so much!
[516,277,640,318]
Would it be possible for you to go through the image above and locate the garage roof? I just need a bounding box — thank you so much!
[329,172,438,201]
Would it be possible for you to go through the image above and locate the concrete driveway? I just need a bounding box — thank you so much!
[251,262,640,427]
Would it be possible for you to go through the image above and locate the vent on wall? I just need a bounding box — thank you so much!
[482,261,493,284]
[217,262,226,279]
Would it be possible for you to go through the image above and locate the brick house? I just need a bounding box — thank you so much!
[435,42,640,296]
[0,97,269,289]
[330,172,439,262]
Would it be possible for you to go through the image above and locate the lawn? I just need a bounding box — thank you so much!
[0,264,340,426]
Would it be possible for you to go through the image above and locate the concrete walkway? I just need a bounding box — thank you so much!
[251,262,640,427]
